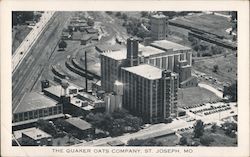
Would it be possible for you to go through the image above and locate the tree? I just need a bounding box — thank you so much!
[213,65,219,73]
[58,40,67,51]
[36,119,57,137]
[200,135,214,146]
[115,12,122,17]
[121,13,128,20]
[141,11,149,17]
[193,120,205,138]
[211,123,217,133]
[223,81,237,102]
[179,136,188,146]
[87,18,94,26]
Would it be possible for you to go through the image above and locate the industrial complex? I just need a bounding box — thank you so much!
[11,11,238,147]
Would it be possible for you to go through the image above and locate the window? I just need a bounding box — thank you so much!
[39,109,43,117]
[34,110,38,118]
[28,111,33,119]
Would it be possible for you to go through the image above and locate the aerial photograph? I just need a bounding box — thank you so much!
[12,11,237,147]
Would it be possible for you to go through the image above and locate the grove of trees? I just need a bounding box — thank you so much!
[85,110,143,137]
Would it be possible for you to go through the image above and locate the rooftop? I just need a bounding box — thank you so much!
[151,13,166,19]
[151,40,191,51]
[139,44,166,57]
[43,85,62,98]
[122,64,163,80]
[22,127,52,140]
[14,92,58,114]
[65,117,92,130]
[101,50,127,61]
[96,44,124,52]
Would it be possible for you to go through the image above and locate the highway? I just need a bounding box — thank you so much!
[12,11,55,72]
[12,12,72,112]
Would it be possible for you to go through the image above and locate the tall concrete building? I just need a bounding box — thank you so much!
[121,64,178,123]
[151,13,167,40]
[100,37,139,92]
[100,50,127,92]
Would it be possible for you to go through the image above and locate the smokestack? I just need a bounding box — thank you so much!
[85,51,88,92]
[127,37,139,67]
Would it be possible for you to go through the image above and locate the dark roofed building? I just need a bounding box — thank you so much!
[86,28,98,34]
[64,117,95,140]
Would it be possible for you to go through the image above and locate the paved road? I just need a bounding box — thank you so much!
[12,12,72,112]
[198,83,223,98]
[12,11,55,72]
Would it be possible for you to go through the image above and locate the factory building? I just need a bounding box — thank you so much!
[151,12,168,40]
[100,50,127,92]
[12,92,64,128]
[139,40,197,88]
[121,64,178,123]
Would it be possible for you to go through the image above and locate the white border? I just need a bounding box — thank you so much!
[1,1,249,157]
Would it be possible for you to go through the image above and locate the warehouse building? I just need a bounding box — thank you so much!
[21,127,52,146]
[12,92,64,127]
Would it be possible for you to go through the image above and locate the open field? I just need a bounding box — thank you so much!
[171,13,232,38]
[156,135,179,146]
[177,87,221,107]
[12,25,32,54]
[193,54,237,84]
[181,127,237,146]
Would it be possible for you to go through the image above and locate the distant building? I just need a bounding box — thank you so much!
[151,12,168,40]
[12,92,64,127]
[65,117,95,140]
[21,127,52,146]
[121,64,178,123]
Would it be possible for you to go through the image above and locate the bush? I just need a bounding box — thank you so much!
[200,135,214,146]
[179,136,188,146]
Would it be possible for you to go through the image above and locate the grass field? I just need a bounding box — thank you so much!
[12,25,32,54]
[181,127,237,146]
[156,135,179,146]
[193,54,237,84]
[177,87,221,107]
[171,13,232,38]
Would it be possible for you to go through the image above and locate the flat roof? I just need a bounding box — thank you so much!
[151,40,191,51]
[122,64,163,80]
[101,50,127,61]
[65,118,92,130]
[139,44,166,57]
[43,85,61,98]
[96,44,124,52]
[14,92,58,114]
[22,127,52,140]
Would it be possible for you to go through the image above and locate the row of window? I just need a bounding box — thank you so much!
[13,106,62,122]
